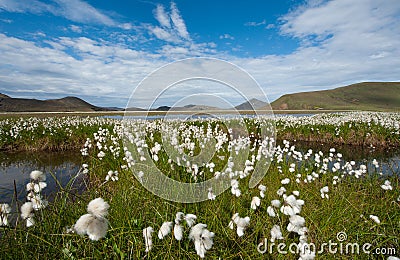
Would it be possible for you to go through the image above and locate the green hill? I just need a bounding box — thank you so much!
[271,82,400,111]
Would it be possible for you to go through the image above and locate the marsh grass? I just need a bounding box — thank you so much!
[0,114,399,259]
[1,160,398,259]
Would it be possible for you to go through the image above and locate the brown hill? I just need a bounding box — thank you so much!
[0,95,108,112]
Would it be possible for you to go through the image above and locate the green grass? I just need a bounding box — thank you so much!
[0,114,399,259]
[271,82,400,111]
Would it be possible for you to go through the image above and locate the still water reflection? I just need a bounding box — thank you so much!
[0,151,82,203]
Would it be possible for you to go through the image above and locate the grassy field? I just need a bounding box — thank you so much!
[0,112,399,259]
[271,82,400,111]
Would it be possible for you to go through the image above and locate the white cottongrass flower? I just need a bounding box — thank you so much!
[236,216,250,237]
[277,186,286,196]
[228,212,250,237]
[74,198,109,241]
[258,184,266,198]
[174,223,183,241]
[281,178,290,185]
[137,171,144,183]
[231,179,241,197]
[369,215,381,224]
[207,187,216,200]
[228,213,239,229]
[271,199,281,208]
[30,170,46,181]
[0,203,11,226]
[267,206,276,217]
[28,193,48,210]
[20,202,35,227]
[320,186,329,199]
[158,221,173,239]
[287,215,306,235]
[270,224,284,242]
[185,214,197,227]
[97,151,106,159]
[250,196,261,210]
[280,195,304,216]
[381,180,393,191]
[26,181,47,193]
[143,226,154,252]
[87,198,109,218]
[387,256,400,260]
[188,223,214,258]
[105,170,119,182]
[174,212,185,241]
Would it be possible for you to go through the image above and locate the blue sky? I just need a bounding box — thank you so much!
[0,0,399,108]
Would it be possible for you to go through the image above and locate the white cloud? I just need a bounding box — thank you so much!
[148,2,190,43]
[236,0,400,99]
[69,25,82,33]
[1,0,399,107]
[0,33,162,107]
[245,20,266,27]
[0,0,133,28]
[219,34,235,40]
[0,0,53,14]
[170,2,190,40]
[53,0,116,26]
[154,4,171,28]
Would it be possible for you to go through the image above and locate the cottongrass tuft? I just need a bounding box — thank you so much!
[87,197,109,218]
[189,223,214,258]
[229,213,250,237]
[250,196,261,210]
[74,214,108,241]
[0,203,11,226]
[158,221,173,239]
[30,170,46,182]
[143,226,154,252]
[20,202,35,227]
[270,224,284,242]
[185,213,197,227]
[369,214,381,224]
[381,180,393,191]
[174,212,185,240]
[73,198,109,241]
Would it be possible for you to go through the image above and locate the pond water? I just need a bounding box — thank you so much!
[104,113,314,120]
[0,150,83,203]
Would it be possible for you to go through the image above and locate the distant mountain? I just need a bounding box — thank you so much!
[130,104,223,112]
[0,95,110,112]
[270,82,400,111]
[235,98,268,110]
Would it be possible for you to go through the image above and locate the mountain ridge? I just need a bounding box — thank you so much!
[2,82,399,112]
[0,95,109,112]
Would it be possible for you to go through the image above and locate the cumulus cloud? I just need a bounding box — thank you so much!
[236,0,400,99]
[0,33,161,106]
[1,0,399,106]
